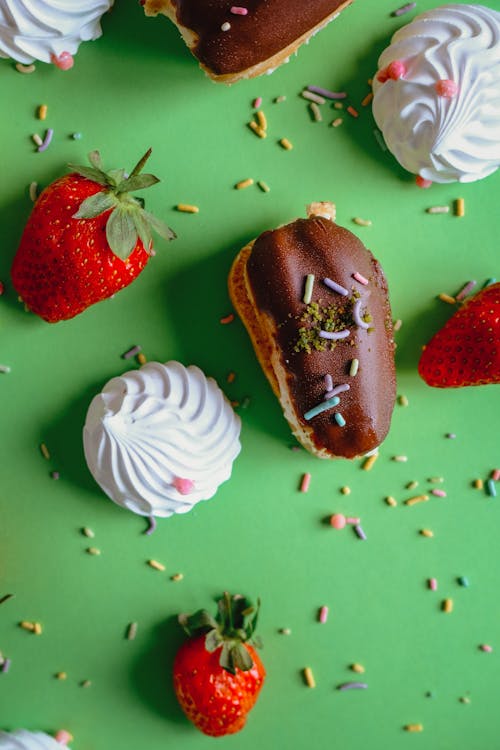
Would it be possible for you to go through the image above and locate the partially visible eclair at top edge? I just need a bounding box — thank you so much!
[143,0,353,82]
[228,203,397,459]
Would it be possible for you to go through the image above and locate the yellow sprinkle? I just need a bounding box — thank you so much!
[82,527,95,538]
[303,667,316,688]
[309,102,322,122]
[341,486,351,495]
[428,476,444,483]
[392,455,408,463]
[235,178,254,190]
[170,573,184,582]
[279,138,293,150]
[20,621,35,632]
[86,547,101,556]
[33,622,43,635]
[406,480,419,490]
[40,442,50,460]
[351,663,365,674]
[398,394,409,407]
[385,496,397,507]
[405,724,423,733]
[474,478,484,490]
[459,696,471,704]
[16,63,36,73]
[361,92,373,107]
[55,672,67,680]
[176,203,199,213]
[393,318,402,331]
[353,217,372,227]
[29,181,38,202]
[420,529,434,538]
[38,104,48,120]
[148,559,165,572]
[362,453,378,471]
[442,598,453,613]
[248,121,267,138]
[32,133,43,147]
[438,293,456,305]
[334,102,344,110]
[367,78,373,85]
[137,352,147,365]
[405,494,429,506]
[257,180,270,193]
[331,117,343,127]
[256,110,267,130]
[81,680,92,688]
[454,197,465,217]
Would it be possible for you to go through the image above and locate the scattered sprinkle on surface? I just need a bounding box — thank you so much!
[235,178,254,190]
[279,138,293,150]
[40,442,50,460]
[362,453,378,471]
[176,204,199,213]
[454,198,465,217]
[338,681,368,690]
[81,527,95,538]
[353,217,372,227]
[300,473,311,493]
[122,345,141,359]
[404,724,423,733]
[148,559,165,572]
[303,667,316,688]
[86,547,101,556]
[126,622,138,640]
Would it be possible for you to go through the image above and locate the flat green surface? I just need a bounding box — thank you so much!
[1,1,500,748]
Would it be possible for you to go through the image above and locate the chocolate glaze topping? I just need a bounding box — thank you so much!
[171,0,349,76]
[246,217,396,458]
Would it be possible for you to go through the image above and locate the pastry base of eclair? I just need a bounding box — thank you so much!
[229,238,341,459]
[143,0,353,84]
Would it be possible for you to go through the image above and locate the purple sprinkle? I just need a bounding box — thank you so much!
[324,374,333,392]
[455,280,477,301]
[37,128,54,153]
[307,85,347,100]
[144,516,157,535]
[391,2,417,16]
[319,329,350,341]
[323,277,348,296]
[354,524,367,541]
[122,345,142,359]
[324,383,350,400]
[50,471,60,480]
[353,299,371,330]
[338,681,368,690]
[1,658,11,673]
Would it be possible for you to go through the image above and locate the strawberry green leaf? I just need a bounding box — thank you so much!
[117,174,160,194]
[73,191,118,220]
[88,150,104,170]
[107,168,127,186]
[205,629,223,653]
[142,210,176,241]
[219,642,236,674]
[231,643,253,672]
[129,148,153,178]
[68,164,111,186]
[133,211,153,252]
[106,207,138,260]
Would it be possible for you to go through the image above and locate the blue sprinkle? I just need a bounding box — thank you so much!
[303,396,339,421]
[334,412,346,427]
[72,132,82,140]
[483,278,496,288]
[457,576,469,587]
[486,479,497,497]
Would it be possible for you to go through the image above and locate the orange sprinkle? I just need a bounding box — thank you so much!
[347,106,359,118]
[220,313,235,324]
[361,92,373,107]
[227,372,236,383]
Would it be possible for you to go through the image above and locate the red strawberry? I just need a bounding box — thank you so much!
[418,282,500,387]
[173,593,266,737]
[11,149,175,322]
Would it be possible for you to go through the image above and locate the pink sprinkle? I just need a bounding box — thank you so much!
[435,79,459,98]
[330,513,346,529]
[347,105,359,118]
[416,175,432,189]
[319,606,329,623]
[491,469,500,482]
[346,516,360,525]
[253,97,262,109]
[480,644,493,652]
[230,6,248,14]
[174,477,195,495]
[428,578,438,591]
[51,51,74,70]
[353,272,369,286]
[387,60,406,80]
[55,730,73,746]
[1,658,11,673]
[431,489,447,498]
[300,473,311,493]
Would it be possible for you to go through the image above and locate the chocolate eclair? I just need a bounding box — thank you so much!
[143,0,353,83]
[228,204,396,459]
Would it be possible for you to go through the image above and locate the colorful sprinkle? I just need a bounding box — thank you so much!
[404,724,423,733]
[352,299,370,329]
[38,104,48,120]
[338,681,368,690]
[220,313,235,324]
[303,667,316,688]
[51,51,74,70]
[29,181,39,201]
[122,345,142,359]
[319,329,350,341]
[416,176,432,189]
[349,358,359,377]
[341,486,351,495]
[391,2,416,15]
[176,204,199,213]
[137,352,147,365]
[473,479,484,490]
[330,513,347,529]
[274,95,286,103]
[454,198,465,217]
[304,396,341,421]
[256,110,267,130]
[398,395,409,406]
[385,496,397,507]
[486,479,497,497]
[362,453,378,471]
[252,97,262,109]
[353,272,368,286]
[72,132,82,140]
[334,412,346,427]
[420,529,434,537]
[54,731,73,746]
[428,578,438,591]
[144,516,156,535]
[32,133,43,147]
[373,129,388,151]
[303,274,315,304]
[333,102,344,110]
[351,663,365,674]
[309,102,323,122]
[324,374,333,392]
[457,576,469,587]
[353,524,367,541]
[279,138,293,150]
[406,480,419,490]
[331,117,344,127]
[80,680,92,688]
[300,473,312,493]
[435,79,459,98]
[307,85,346,100]
[353,217,372,227]
[347,106,359,118]
[491,469,500,481]
[442,598,453,613]
[279,628,292,635]
[480,644,493,652]
[405,494,429,506]
[393,318,403,331]
[431,489,446,497]
[318,606,329,623]
[171,573,184,582]
[81,527,95,538]
[55,672,67,680]
[86,547,101,556]
[323,277,348,296]
[438,293,456,304]
[426,205,450,214]
[455,280,477,301]
[1,658,11,673]
[257,180,270,192]
[0,365,11,374]
[221,21,231,31]
[174,477,195,495]
[325,384,350,400]
[428,476,444,483]
[37,128,54,153]
[148,559,165,572]
[235,178,254,189]
[392,455,408,462]
[301,90,326,105]
[40,442,50,460]
[361,92,373,107]
[230,6,248,14]
[126,622,138,640]
[16,62,36,73]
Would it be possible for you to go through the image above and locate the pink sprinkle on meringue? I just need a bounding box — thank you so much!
[174,477,195,495]
[386,60,406,79]
[54,730,73,746]
[435,79,459,98]
[51,51,74,70]
[416,175,432,189]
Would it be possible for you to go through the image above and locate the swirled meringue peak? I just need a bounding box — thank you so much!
[0,0,113,65]
[372,4,500,183]
[83,361,242,518]
[0,730,64,750]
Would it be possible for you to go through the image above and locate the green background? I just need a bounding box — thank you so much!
[1,1,500,748]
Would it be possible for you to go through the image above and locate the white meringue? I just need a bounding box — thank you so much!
[83,361,242,518]
[372,4,500,183]
[0,0,113,64]
[0,730,62,750]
